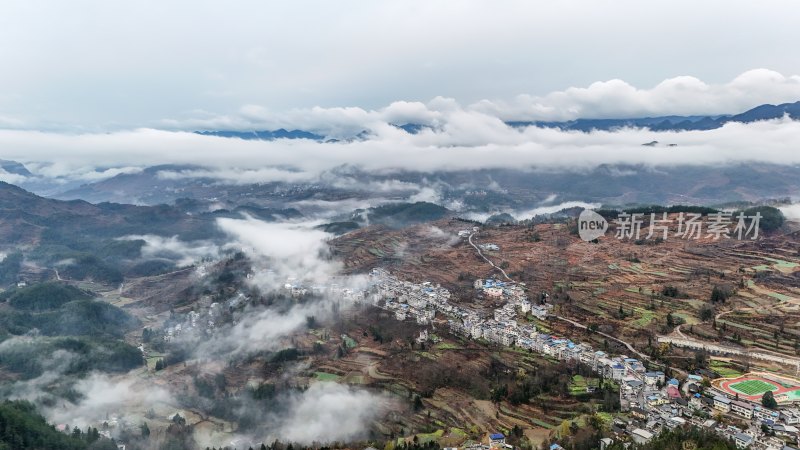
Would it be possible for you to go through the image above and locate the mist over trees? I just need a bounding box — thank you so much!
[0,400,118,450]
[1,283,92,311]
[741,205,785,231]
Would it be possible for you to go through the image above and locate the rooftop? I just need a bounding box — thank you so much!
[713,395,731,404]
[632,428,654,439]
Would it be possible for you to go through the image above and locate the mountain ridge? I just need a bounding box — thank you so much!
[506,100,800,132]
[190,100,800,138]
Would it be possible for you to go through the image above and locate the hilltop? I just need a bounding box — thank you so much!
[332,214,800,373]
[0,182,219,285]
[507,100,800,132]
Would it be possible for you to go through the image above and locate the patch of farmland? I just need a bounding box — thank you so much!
[768,292,796,302]
[764,257,799,269]
[314,372,342,382]
[673,312,699,325]
[633,309,656,327]
[710,360,742,378]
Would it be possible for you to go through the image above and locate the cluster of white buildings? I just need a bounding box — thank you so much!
[691,390,800,448]
[473,278,549,319]
[326,282,368,303]
[163,271,371,345]
[163,299,225,342]
[590,369,800,450]
[479,243,500,251]
[629,402,800,450]
[370,268,452,325]
[368,269,652,387]
[278,273,369,302]
[615,374,800,449]
[609,361,800,449]
[369,267,800,449]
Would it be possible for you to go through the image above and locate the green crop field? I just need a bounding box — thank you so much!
[314,372,341,382]
[436,342,461,350]
[763,257,799,269]
[342,335,358,348]
[767,292,794,302]
[710,360,742,378]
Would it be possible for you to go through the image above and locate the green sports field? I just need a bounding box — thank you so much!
[730,379,779,396]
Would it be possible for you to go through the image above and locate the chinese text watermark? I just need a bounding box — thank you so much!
[578,211,762,242]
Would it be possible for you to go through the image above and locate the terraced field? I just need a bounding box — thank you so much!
[332,217,800,379]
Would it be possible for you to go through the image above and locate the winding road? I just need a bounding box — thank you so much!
[662,306,800,371]
[467,231,680,373]
[657,333,800,369]
[468,232,512,281]
[552,314,654,362]
[466,230,800,376]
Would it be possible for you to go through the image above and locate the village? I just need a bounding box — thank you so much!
[367,265,800,450]
[67,227,800,450]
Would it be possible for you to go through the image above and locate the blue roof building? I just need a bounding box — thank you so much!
[490,433,505,443]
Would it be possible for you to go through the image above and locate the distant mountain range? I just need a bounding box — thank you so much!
[0,159,32,176]
[0,181,217,245]
[1,101,799,210]
[193,101,800,140]
[195,129,325,140]
[42,162,800,213]
[507,100,800,132]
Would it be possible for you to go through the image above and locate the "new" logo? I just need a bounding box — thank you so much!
[578,209,608,242]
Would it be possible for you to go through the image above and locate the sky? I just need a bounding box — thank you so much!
[1,1,800,130]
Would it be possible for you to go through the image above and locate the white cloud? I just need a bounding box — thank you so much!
[194,303,319,358]
[156,167,317,185]
[472,69,800,121]
[464,201,602,222]
[0,68,798,188]
[515,201,603,219]
[0,169,29,185]
[45,373,175,429]
[129,70,800,134]
[779,204,800,221]
[289,197,389,218]
[0,339,80,403]
[326,177,425,193]
[119,234,223,266]
[408,186,442,204]
[192,216,370,359]
[540,194,558,204]
[216,217,340,286]
[2,115,800,185]
[277,383,386,444]
[152,70,800,134]
[424,226,460,247]
[0,336,175,430]
[15,162,144,185]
